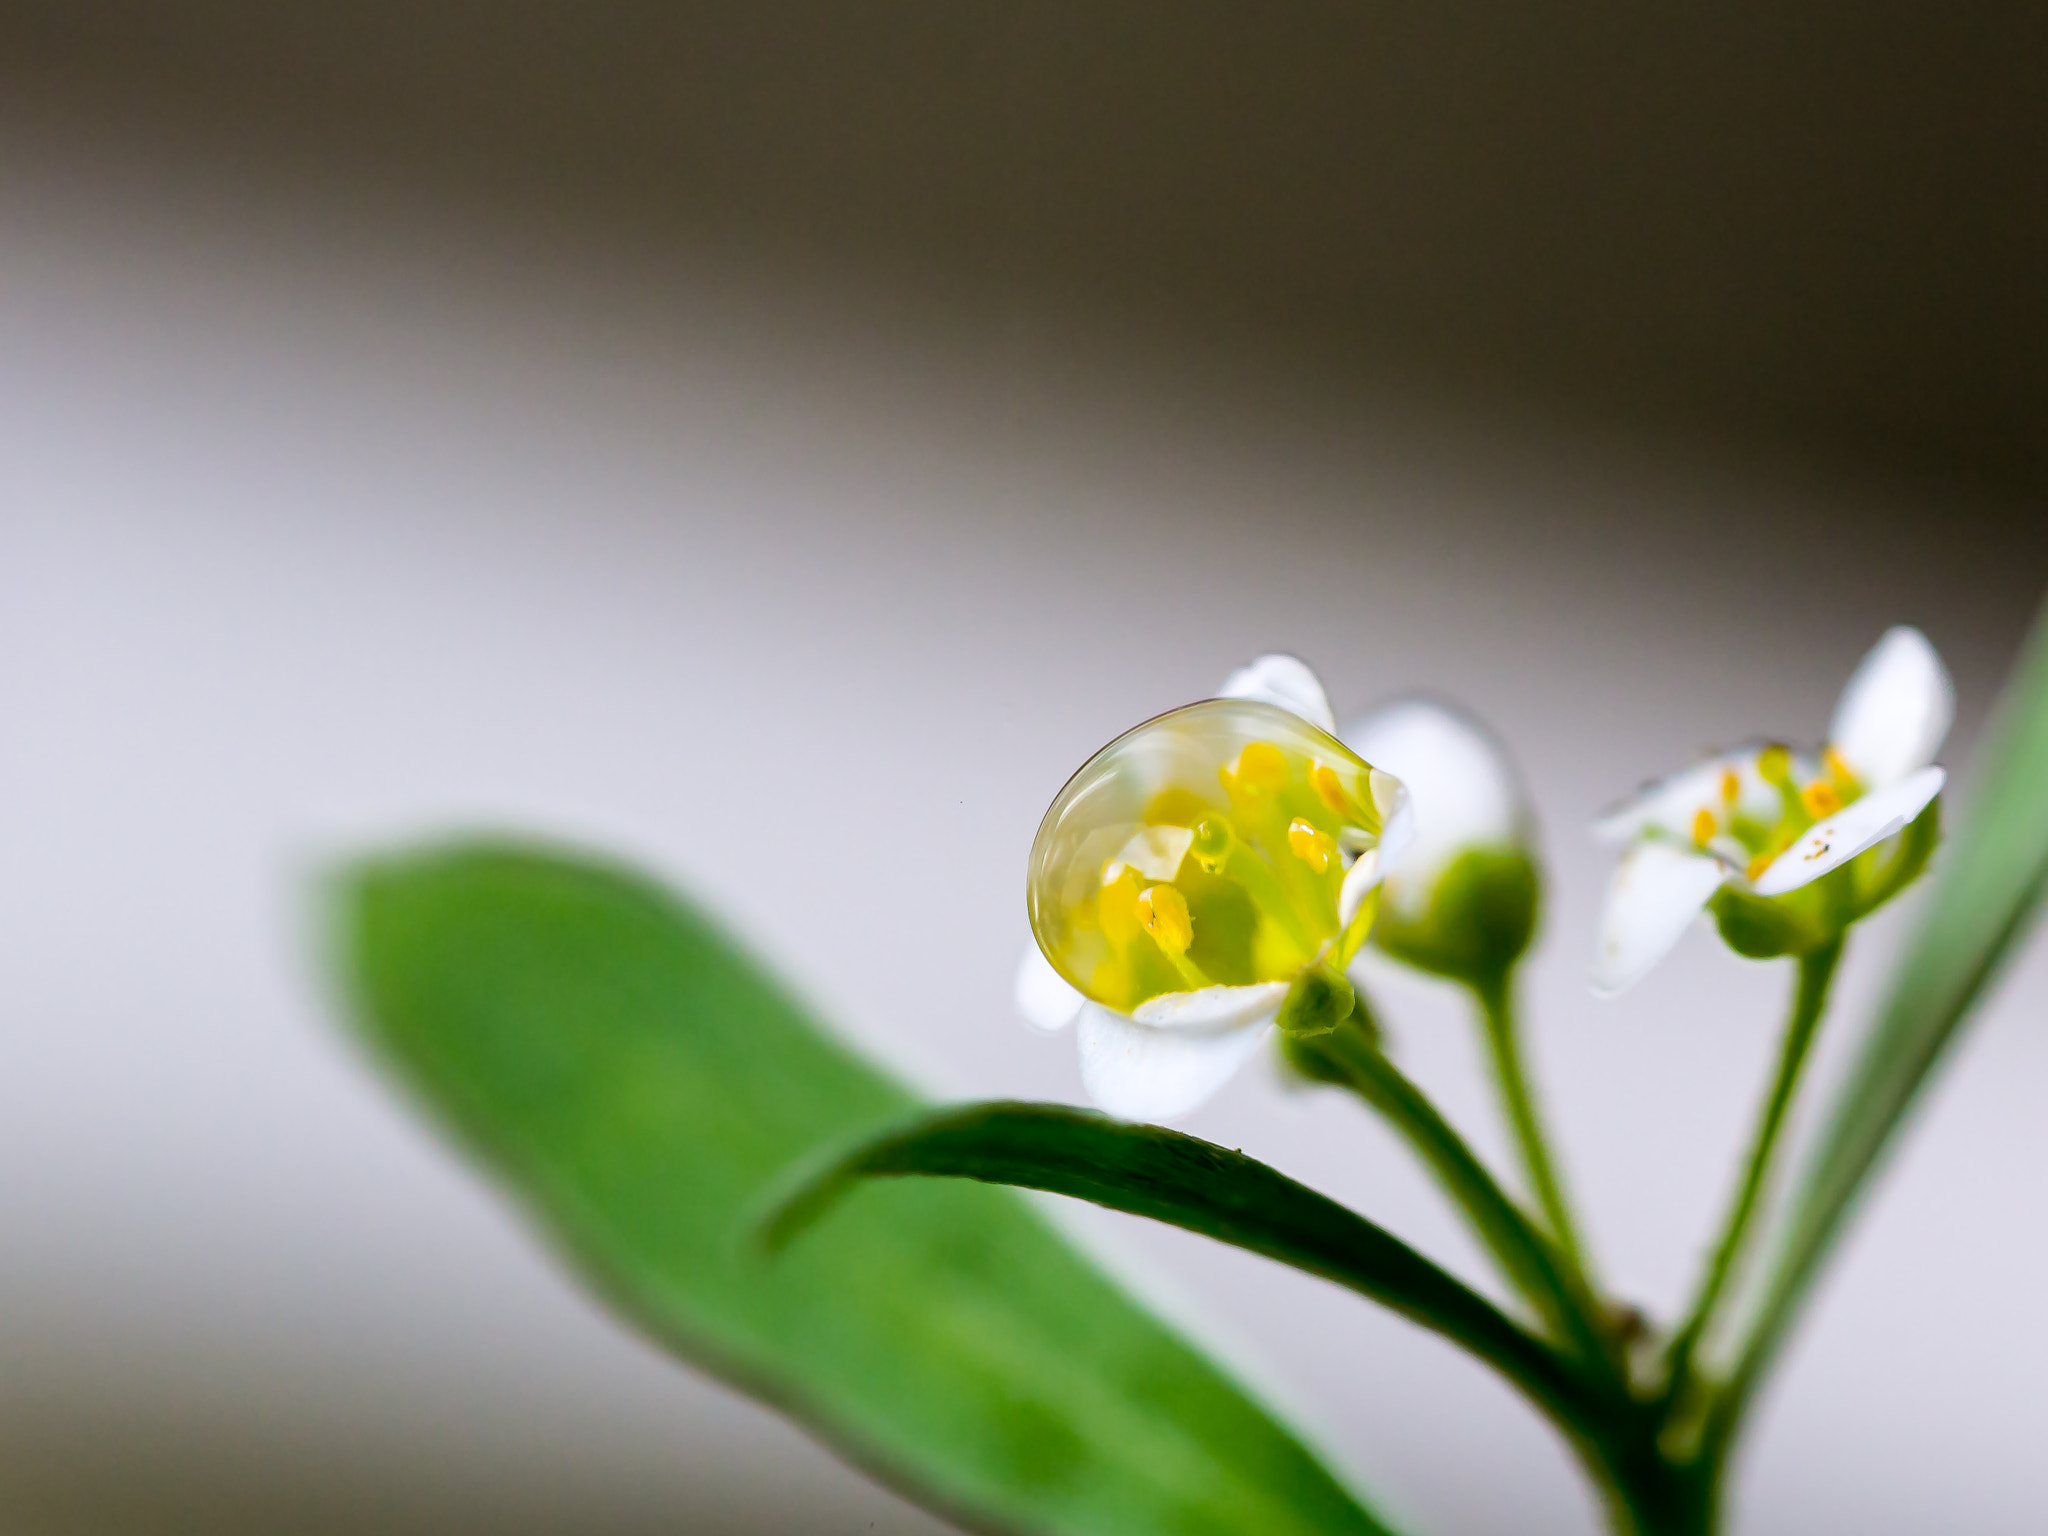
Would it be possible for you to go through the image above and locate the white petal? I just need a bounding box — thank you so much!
[1338,848,1383,928]
[1076,1001,1277,1120]
[1217,653,1337,735]
[1014,944,1086,1033]
[1130,980,1291,1030]
[1112,825,1194,882]
[1345,698,1520,847]
[1370,768,1416,860]
[1594,749,1777,847]
[1593,842,1731,997]
[1345,699,1519,907]
[1828,626,1953,788]
[1752,766,1945,897]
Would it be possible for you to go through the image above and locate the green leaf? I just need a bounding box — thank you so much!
[764,1101,1608,1438]
[1717,603,2048,1444]
[331,842,1399,1536]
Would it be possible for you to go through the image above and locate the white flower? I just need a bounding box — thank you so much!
[1592,626,1952,996]
[1015,655,1402,1120]
[1341,697,1524,920]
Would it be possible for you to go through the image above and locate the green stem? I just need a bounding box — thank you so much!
[1475,972,1598,1300]
[1311,1016,1615,1374]
[1664,937,1843,1436]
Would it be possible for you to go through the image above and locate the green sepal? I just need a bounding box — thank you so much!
[1709,880,1837,959]
[1276,961,1355,1037]
[1848,795,1940,920]
[1710,798,1943,959]
[1371,847,1540,985]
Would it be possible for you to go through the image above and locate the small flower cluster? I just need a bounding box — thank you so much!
[1019,629,1950,1119]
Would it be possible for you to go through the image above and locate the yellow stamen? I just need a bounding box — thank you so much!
[1309,761,1349,815]
[1233,740,1289,793]
[1287,818,1337,873]
[1746,851,1773,882]
[1691,808,1717,847]
[1801,780,1843,818]
[1719,769,1741,804]
[1134,883,1193,954]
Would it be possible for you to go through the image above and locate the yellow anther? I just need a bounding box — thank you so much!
[1757,744,1792,785]
[1309,761,1349,815]
[1801,780,1843,818]
[1287,818,1337,873]
[1134,883,1193,954]
[1233,740,1289,793]
[1719,769,1741,804]
[1691,808,1717,847]
[1746,851,1774,883]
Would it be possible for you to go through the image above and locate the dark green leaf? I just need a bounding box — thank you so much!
[764,1101,1607,1436]
[331,842,1399,1536]
[1720,604,2048,1439]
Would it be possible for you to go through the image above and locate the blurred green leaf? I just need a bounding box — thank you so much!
[333,842,1399,1536]
[764,1101,1607,1437]
[1719,605,2048,1441]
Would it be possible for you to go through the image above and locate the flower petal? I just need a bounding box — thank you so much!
[1338,848,1383,928]
[1076,1000,1278,1120]
[1593,841,1731,997]
[1344,698,1521,905]
[1130,980,1291,1030]
[1594,748,1779,847]
[1014,944,1086,1033]
[1828,626,1953,788]
[1752,765,1946,897]
[1370,767,1416,858]
[1111,825,1194,882]
[1217,653,1337,735]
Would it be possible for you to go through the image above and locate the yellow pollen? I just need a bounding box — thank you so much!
[1287,818,1337,873]
[1233,740,1289,793]
[1309,761,1349,814]
[1801,780,1843,818]
[1758,744,1792,785]
[1720,769,1741,804]
[1134,883,1193,954]
[1691,808,1717,846]
[1746,851,1773,882]
[1823,745,1859,789]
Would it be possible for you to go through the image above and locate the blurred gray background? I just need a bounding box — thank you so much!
[1,7,2043,1534]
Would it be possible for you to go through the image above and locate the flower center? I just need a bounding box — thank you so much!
[1701,743,1868,885]
[1027,699,1397,1013]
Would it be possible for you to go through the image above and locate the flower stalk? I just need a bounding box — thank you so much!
[1475,970,1599,1306]
[1288,1013,1615,1375]
[1660,937,1844,1439]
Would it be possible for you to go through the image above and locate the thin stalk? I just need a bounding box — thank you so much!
[1311,1017,1616,1377]
[1661,938,1843,1418]
[1475,972,1598,1299]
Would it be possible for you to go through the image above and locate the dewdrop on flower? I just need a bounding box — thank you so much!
[1021,685,1407,1121]
[1030,699,1401,1007]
